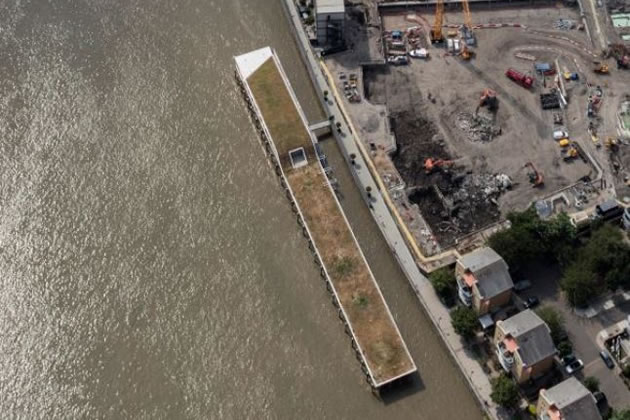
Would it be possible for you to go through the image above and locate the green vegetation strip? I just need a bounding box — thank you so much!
[247,58,414,384]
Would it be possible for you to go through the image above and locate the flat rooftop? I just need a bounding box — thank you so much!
[316,0,344,15]
[235,47,416,387]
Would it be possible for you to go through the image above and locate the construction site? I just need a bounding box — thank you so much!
[323,0,630,257]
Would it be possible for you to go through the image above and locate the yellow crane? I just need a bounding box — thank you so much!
[462,0,473,33]
[461,0,475,44]
[430,0,444,43]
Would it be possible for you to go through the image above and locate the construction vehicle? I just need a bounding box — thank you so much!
[561,144,579,161]
[425,158,453,174]
[430,0,444,43]
[593,61,610,74]
[506,68,534,89]
[478,88,498,111]
[588,124,601,147]
[605,136,618,150]
[461,44,473,60]
[524,162,544,187]
[605,44,630,69]
[558,138,570,147]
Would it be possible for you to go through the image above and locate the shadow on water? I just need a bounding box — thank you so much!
[379,372,425,405]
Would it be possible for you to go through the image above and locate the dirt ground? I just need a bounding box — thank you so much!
[330,2,630,249]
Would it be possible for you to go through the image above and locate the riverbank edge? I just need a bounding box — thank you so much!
[279,1,500,418]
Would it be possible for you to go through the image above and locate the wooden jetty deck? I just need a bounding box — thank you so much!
[234,47,416,389]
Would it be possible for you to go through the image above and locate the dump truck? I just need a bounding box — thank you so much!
[506,68,534,88]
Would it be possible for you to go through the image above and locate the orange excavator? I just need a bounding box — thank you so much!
[478,88,497,112]
[425,158,453,174]
[524,162,544,187]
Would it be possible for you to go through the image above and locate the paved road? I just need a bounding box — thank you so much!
[517,267,630,409]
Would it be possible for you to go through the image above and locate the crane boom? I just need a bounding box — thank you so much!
[430,0,444,43]
[462,0,473,32]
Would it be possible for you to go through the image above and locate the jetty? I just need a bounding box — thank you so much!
[234,47,416,390]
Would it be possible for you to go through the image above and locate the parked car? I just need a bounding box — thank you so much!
[565,359,584,374]
[623,207,630,231]
[562,354,576,365]
[387,55,408,66]
[594,391,611,418]
[524,296,540,309]
[600,350,615,369]
[409,48,429,59]
[553,129,569,140]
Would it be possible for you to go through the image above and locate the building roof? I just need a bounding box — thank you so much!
[542,377,602,420]
[316,0,344,14]
[500,309,556,366]
[459,247,513,298]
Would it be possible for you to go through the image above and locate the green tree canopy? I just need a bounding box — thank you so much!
[560,224,630,307]
[487,208,576,273]
[429,267,456,300]
[490,374,520,408]
[450,306,478,339]
[611,409,630,420]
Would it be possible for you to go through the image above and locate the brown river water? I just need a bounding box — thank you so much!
[0,0,481,418]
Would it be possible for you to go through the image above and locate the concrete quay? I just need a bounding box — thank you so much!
[281,0,509,418]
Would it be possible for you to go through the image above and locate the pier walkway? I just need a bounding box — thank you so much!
[235,47,416,390]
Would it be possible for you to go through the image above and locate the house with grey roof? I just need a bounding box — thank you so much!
[494,309,556,384]
[455,247,514,315]
[537,377,602,420]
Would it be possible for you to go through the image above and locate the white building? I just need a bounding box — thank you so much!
[315,0,344,47]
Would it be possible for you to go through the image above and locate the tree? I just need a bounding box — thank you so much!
[583,376,600,393]
[536,306,566,345]
[539,212,576,266]
[430,267,456,300]
[561,262,601,307]
[450,306,478,339]
[487,208,576,273]
[490,374,520,409]
[560,224,630,306]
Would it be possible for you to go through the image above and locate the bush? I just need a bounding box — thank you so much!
[623,364,630,378]
[583,376,600,392]
[450,306,478,339]
[429,267,457,300]
[490,374,520,409]
[536,306,566,345]
[557,341,573,357]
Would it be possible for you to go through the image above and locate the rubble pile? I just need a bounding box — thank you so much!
[450,173,512,210]
[409,170,510,239]
[455,112,502,142]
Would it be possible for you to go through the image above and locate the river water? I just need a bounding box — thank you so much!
[0,0,481,418]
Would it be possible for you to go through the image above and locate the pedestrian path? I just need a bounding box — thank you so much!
[576,291,630,319]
